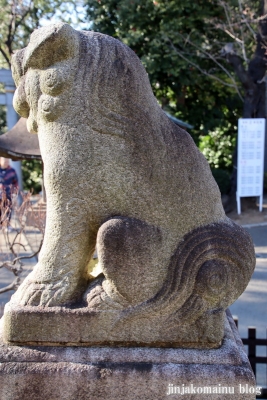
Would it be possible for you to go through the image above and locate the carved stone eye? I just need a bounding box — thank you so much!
[40,68,64,96]
[40,67,70,96]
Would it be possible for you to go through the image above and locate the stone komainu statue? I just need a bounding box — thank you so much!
[7,23,255,347]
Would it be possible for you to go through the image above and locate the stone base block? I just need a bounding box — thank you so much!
[0,310,256,400]
[3,300,224,348]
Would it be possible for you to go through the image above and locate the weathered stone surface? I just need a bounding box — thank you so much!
[4,22,255,347]
[3,300,224,348]
[3,220,255,347]
[0,311,256,399]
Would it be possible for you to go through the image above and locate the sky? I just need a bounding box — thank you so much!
[39,2,91,31]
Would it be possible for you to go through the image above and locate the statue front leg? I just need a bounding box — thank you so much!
[12,191,95,307]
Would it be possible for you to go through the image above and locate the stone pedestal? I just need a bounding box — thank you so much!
[0,310,256,400]
[3,300,225,349]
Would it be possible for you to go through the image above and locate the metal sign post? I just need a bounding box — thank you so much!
[236,118,265,214]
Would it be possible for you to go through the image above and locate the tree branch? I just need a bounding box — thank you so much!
[0,46,11,67]
[12,242,27,251]
[6,229,21,257]
[218,0,234,36]
[172,32,242,88]
[0,277,20,294]
[221,28,244,44]
[223,51,252,89]
[11,239,43,264]
[166,36,244,101]
[237,3,248,66]
[0,260,21,275]
[5,1,16,57]
[14,2,32,30]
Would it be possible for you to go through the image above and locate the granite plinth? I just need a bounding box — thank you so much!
[0,310,256,400]
[3,300,226,348]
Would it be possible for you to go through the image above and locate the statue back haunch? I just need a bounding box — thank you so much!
[10,23,254,315]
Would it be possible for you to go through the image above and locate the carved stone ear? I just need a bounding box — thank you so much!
[23,23,79,71]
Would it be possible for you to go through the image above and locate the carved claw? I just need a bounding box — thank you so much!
[11,275,82,307]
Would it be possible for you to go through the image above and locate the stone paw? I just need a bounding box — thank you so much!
[11,274,79,307]
[84,276,127,311]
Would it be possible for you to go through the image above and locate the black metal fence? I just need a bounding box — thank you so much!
[234,317,267,399]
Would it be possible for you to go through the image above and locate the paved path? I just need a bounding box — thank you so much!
[230,225,267,338]
[229,224,267,387]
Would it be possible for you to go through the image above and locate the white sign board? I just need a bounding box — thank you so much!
[237,118,265,214]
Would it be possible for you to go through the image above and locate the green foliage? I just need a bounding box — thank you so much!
[22,159,42,193]
[0,0,84,67]
[85,0,267,180]
[211,168,231,195]
[85,0,243,149]
[0,105,7,134]
[199,123,236,170]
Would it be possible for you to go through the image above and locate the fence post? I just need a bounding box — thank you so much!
[248,327,256,376]
[233,316,238,329]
